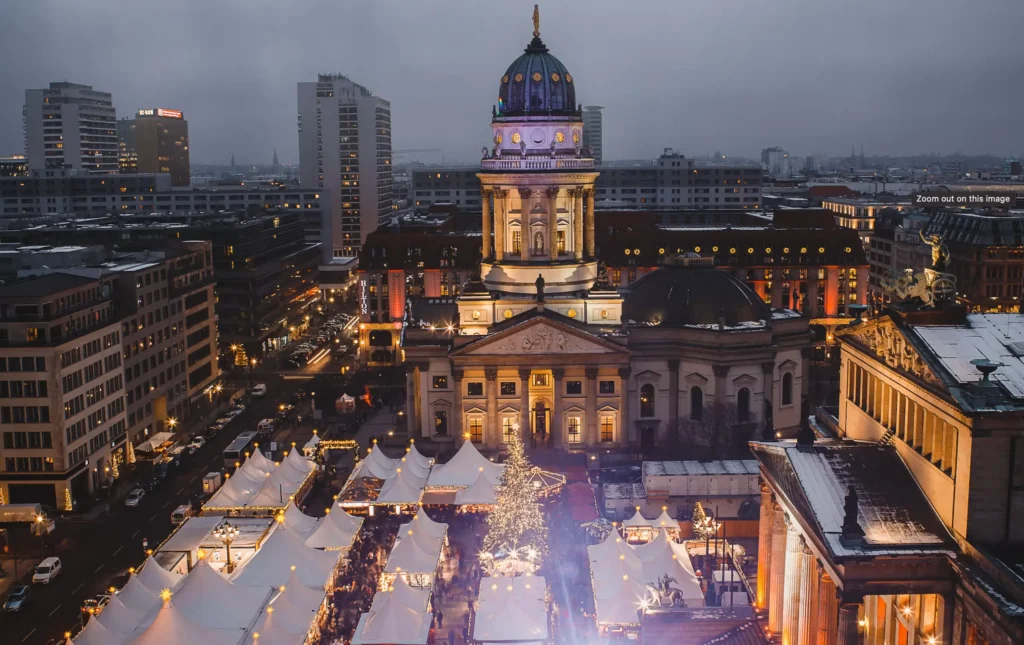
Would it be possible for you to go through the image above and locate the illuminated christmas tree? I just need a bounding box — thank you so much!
[127,441,136,464]
[481,427,546,575]
[64,487,74,512]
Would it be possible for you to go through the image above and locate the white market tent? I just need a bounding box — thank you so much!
[248,569,326,645]
[634,529,705,606]
[136,432,173,453]
[206,450,316,511]
[73,615,123,645]
[168,559,274,630]
[95,593,153,637]
[426,441,503,489]
[621,508,676,530]
[351,446,399,481]
[371,574,430,612]
[302,433,321,457]
[136,555,185,591]
[351,582,433,645]
[454,473,498,506]
[375,466,427,505]
[280,502,321,542]
[128,601,250,645]
[305,507,363,551]
[384,514,448,584]
[229,523,339,590]
[117,575,165,613]
[473,575,548,644]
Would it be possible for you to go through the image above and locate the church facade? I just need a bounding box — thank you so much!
[401,17,811,453]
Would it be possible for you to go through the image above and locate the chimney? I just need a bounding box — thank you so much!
[839,487,866,547]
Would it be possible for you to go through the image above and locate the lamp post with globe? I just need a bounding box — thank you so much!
[213,521,241,573]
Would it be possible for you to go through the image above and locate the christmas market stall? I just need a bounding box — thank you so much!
[621,506,680,543]
[472,575,550,645]
[276,500,365,552]
[203,450,317,516]
[374,465,428,510]
[634,528,705,607]
[250,570,330,645]
[454,471,498,509]
[338,444,403,510]
[229,523,342,590]
[382,512,449,589]
[426,440,503,489]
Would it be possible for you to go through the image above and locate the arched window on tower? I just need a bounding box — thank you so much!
[533,231,544,256]
[737,387,750,423]
[640,383,655,418]
[782,373,793,406]
[690,387,703,421]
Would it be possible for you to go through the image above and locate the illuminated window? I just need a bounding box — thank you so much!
[557,230,566,254]
[532,373,549,387]
[469,417,483,443]
[434,410,448,436]
[600,416,614,442]
[502,417,517,443]
[567,416,581,443]
[512,230,521,254]
[640,383,655,418]
[432,376,448,389]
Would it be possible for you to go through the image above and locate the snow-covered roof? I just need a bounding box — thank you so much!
[642,460,760,476]
[751,440,956,560]
[473,575,548,643]
[602,482,646,500]
[426,441,504,489]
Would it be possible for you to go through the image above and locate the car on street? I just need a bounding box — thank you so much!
[252,383,268,397]
[32,557,62,584]
[82,594,111,615]
[3,585,31,611]
[125,488,146,507]
[188,436,207,451]
[230,403,246,413]
[215,416,232,426]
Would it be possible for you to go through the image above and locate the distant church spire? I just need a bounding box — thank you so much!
[230,153,235,168]
[272,148,279,168]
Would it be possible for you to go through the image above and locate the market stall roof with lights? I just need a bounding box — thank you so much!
[454,472,498,506]
[426,440,503,489]
[383,513,448,580]
[351,580,434,645]
[472,575,549,644]
[204,450,317,513]
[229,523,340,590]
[375,466,428,505]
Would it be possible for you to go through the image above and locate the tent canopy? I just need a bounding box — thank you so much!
[454,473,497,506]
[372,574,430,613]
[136,432,173,453]
[473,576,548,643]
[376,467,426,505]
[634,529,704,605]
[426,441,503,489]
[229,523,339,591]
[128,601,250,645]
[352,587,433,645]
[305,508,363,551]
[172,559,273,629]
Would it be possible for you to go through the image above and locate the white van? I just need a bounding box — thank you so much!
[251,383,267,397]
[32,557,62,584]
[257,418,275,433]
[171,504,193,524]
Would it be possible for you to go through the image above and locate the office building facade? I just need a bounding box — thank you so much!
[297,74,393,259]
[23,82,118,174]
[582,105,604,165]
[117,109,191,186]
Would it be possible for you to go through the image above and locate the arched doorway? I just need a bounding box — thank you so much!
[533,400,548,439]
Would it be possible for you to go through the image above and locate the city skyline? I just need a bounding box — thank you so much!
[1,0,1022,166]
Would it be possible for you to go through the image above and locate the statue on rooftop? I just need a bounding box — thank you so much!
[535,273,545,303]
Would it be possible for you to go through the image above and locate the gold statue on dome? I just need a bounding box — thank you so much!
[533,4,540,38]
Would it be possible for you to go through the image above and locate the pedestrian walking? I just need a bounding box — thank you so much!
[448,628,456,645]
[437,609,444,629]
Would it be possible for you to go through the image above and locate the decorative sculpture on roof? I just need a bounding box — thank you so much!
[879,267,956,309]
[646,575,685,608]
[919,229,949,271]
[839,487,866,547]
[532,4,540,37]
[535,273,545,302]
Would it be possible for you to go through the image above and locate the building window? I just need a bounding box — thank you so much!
[557,230,566,254]
[432,375,448,389]
[502,417,517,443]
[690,387,704,420]
[469,417,483,443]
[600,416,614,442]
[500,381,516,396]
[737,387,750,422]
[434,410,448,436]
[567,416,581,443]
[599,380,615,394]
[467,382,483,397]
[532,373,549,387]
[782,372,793,406]
[566,380,582,395]
[512,230,522,254]
[640,383,655,418]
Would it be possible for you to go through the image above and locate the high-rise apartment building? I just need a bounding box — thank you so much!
[117,109,191,186]
[760,146,791,178]
[297,74,393,259]
[23,82,118,174]
[582,105,604,165]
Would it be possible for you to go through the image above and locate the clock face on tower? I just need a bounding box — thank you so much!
[511,132,522,144]
[572,130,580,144]
[555,131,565,143]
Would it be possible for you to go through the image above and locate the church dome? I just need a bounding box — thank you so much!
[497,34,578,119]
[622,255,773,328]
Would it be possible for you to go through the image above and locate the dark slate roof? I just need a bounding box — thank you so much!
[497,36,578,118]
[700,621,766,645]
[0,273,98,299]
[622,257,771,327]
[924,211,1024,247]
[750,440,955,561]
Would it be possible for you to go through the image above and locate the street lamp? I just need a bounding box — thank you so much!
[213,521,241,573]
[167,417,178,430]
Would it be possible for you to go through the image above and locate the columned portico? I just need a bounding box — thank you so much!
[768,503,787,633]
[781,517,804,645]
[797,544,819,645]
[756,484,773,609]
[837,603,862,645]
[818,571,838,645]
[481,189,492,260]
[518,367,531,441]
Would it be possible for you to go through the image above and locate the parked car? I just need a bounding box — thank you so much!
[189,436,207,450]
[81,594,111,615]
[215,416,232,426]
[251,384,267,397]
[229,403,246,413]
[3,585,30,611]
[32,557,62,584]
[125,488,146,507]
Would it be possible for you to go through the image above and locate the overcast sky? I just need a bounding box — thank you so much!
[1,0,1021,165]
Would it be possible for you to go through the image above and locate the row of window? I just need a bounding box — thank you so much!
[0,380,49,398]
[454,414,617,443]
[432,376,617,396]
[2,431,53,450]
[0,357,46,372]
[4,456,55,473]
[0,405,51,424]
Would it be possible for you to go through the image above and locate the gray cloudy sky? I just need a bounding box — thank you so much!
[1,0,1021,165]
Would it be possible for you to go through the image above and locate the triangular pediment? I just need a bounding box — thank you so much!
[839,317,946,392]
[453,315,629,357]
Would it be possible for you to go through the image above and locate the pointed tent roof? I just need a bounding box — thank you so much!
[249,612,302,645]
[384,525,444,575]
[587,533,648,625]
[135,556,185,592]
[206,465,268,507]
[634,529,705,606]
[243,449,276,476]
[397,453,431,479]
[172,559,273,629]
[376,467,426,505]
[404,441,433,471]
[426,441,503,488]
[280,501,320,541]
[371,574,431,613]
[621,509,652,528]
[128,601,249,645]
[472,576,548,643]
[454,473,498,505]
[117,574,163,613]
[591,570,647,626]
[405,512,447,541]
[305,509,362,551]
[96,593,152,635]
[73,615,123,645]
[653,509,677,530]
[352,587,433,645]
[254,570,324,636]
[229,523,338,590]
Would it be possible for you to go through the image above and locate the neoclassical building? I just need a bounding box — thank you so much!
[401,15,811,453]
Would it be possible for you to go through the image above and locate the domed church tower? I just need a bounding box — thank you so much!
[459,6,619,333]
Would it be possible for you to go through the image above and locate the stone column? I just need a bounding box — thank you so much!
[797,545,818,645]
[771,279,783,309]
[856,266,867,307]
[713,365,729,408]
[618,367,631,445]
[405,365,418,437]
[762,361,775,425]
[826,267,839,317]
[767,504,787,633]
[518,367,531,442]
[781,516,803,645]
[519,188,532,261]
[667,359,680,436]
[818,571,838,645]
[485,368,498,448]
[548,187,560,261]
[585,188,596,259]
[836,602,862,645]
[481,189,492,260]
[452,368,464,445]
[572,188,584,261]
[807,274,819,317]
[756,485,773,610]
[552,368,564,447]
[585,367,599,446]
[494,189,507,262]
